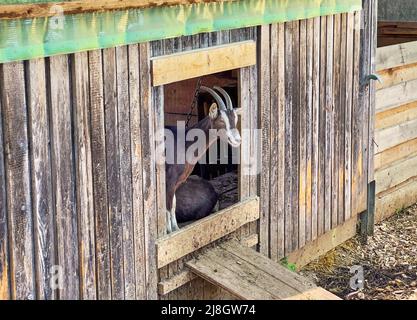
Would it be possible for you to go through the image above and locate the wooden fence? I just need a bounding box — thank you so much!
[375,40,417,222]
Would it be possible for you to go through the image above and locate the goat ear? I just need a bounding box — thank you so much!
[208,103,219,120]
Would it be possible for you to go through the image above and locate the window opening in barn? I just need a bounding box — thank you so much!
[164,70,241,232]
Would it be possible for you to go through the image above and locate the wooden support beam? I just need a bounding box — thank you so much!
[156,197,259,268]
[376,78,417,112]
[376,153,417,194]
[186,239,339,300]
[375,116,417,153]
[376,176,417,222]
[287,216,358,270]
[158,234,259,295]
[151,41,257,86]
[374,137,417,171]
[375,101,417,131]
[377,62,417,91]
[158,270,198,296]
[376,40,417,71]
[0,0,236,20]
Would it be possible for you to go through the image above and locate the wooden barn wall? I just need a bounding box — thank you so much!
[0,6,376,301]
[151,27,259,300]
[0,44,159,300]
[375,40,417,222]
[258,9,370,261]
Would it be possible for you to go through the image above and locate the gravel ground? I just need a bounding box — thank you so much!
[301,204,417,300]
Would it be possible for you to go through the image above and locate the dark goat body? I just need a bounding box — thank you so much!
[175,175,219,223]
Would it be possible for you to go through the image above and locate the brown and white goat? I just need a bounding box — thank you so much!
[165,86,241,233]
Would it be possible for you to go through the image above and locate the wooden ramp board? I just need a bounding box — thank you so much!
[186,240,341,300]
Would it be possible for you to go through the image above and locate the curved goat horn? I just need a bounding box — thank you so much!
[213,86,233,110]
[200,86,227,111]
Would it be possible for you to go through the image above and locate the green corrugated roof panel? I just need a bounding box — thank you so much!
[0,0,362,63]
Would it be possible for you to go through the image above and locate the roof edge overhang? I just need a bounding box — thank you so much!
[0,0,362,63]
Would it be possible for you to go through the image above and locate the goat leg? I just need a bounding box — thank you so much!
[170,194,180,231]
[166,210,172,234]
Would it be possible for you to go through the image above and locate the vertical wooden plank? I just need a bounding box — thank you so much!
[116,45,136,299]
[269,24,278,261]
[360,3,369,217]
[160,39,176,301]
[209,30,220,47]
[248,26,257,172]
[128,44,146,300]
[332,14,341,229]
[219,29,230,45]
[277,23,286,258]
[27,58,55,300]
[318,16,327,236]
[89,49,111,299]
[235,28,251,244]
[103,47,125,300]
[257,25,270,258]
[324,15,334,233]
[291,20,300,251]
[181,35,193,50]
[0,67,10,300]
[305,18,314,243]
[248,27,258,244]
[49,55,79,299]
[352,11,362,216]
[344,13,354,220]
[192,33,201,50]
[152,38,169,301]
[174,36,183,53]
[139,42,158,300]
[151,43,166,241]
[311,17,321,240]
[200,32,210,48]
[338,13,348,225]
[72,52,97,300]
[1,62,35,300]
[299,19,307,248]
[357,3,369,217]
[359,0,375,217]
[238,69,250,199]
[368,0,377,184]
[284,21,293,254]
[160,39,178,301]
[239,79,251,195]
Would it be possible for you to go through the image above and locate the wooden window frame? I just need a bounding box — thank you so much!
[152,40,259,268]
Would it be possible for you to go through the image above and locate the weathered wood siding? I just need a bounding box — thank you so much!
[375,40,417,222]
[0,1,376,300]
[0,44,158,300]
[259,10,369,260]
